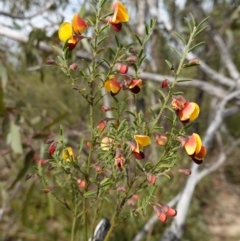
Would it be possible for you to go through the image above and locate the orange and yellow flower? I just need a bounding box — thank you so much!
[128,79,142,94]
[127,135,151,160]
[105,75,121,96]
[58,14,87,51]
[109,1,129,32]
[171,96,199,123]
[179,133,207,164]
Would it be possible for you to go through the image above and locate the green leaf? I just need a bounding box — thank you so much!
[135,34,142,45]
[188,41,205,53]
[184,17,192,32]
[197,16,210,29]
[139,55,146,65]
[177,79,192,82]
[194,26,209,38]
[108,47,115,56]
[52,45,64,56]
[103,58,110,66]
[190,13,196,27]
[157,89,166,99]
[0,62,8,90]
[174,32,186,45]
[6,120,23,154]
[170,46,182,59]
[172,91,184,95]
[84,190,96,198]
[115,35,120,48]
[0,85,6,116]
[145,25,149,35]
[98,36,109,46]
[165,59,173,70]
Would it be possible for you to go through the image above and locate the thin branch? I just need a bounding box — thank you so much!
[0,0,56,20]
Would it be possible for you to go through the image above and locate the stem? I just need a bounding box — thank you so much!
[71,204,77,241]
[150,26,198,132]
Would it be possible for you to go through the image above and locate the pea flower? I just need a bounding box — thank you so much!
[105,75,121,96]
[115,148,125,172]
[153,203,177,223]
[101,137,113,151]
[154,134,168,146]
[127,135,151,160]
[171,96,200,123]
[62,147,74,162]
[128,79,142,94]
[179,133,207,164]
[109,1,129,32]
[58,14,88,51]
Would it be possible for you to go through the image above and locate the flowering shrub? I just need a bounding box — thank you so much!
[40,1,209,240]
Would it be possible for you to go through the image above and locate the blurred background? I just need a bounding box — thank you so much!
[0,0,240,240]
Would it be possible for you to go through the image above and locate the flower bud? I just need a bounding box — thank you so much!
[48,142,57,156]
[133,194,139,200]
[97,119,108,133]
[117,186,126,192]
[39,159,46,166]
[162,79,168,89]
[117,64,128,74]
[178,169,191,176]
[77,179,86,188]
[126,56,138,63]
[101,105,111,112]
[45,57,56,65]
[25,174,33,181]
[147,173,156,184]
[69,63,77,70]
[86,141,91,148]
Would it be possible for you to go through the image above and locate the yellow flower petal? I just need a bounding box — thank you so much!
[189,103,200,121]
[193,133,202,154]
[134,135,151,147]
[112,1,129,23]
[58,22,73,42]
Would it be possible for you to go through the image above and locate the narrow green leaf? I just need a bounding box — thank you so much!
[170,46,182,59]
[177,79,192,82]
[139,55,146,65]
[0,62,8,90]
[115,35,120,48]
[197,16,210,28]
[84,190,96,198]
[184,17,192,32]
[165,59,173,70]
[100,0,108,7]
[98,36,108,46]
[190,13,196,27]
[145,25,149,35]
[135,34,142,45]
[172,91,184,95]
[194,26,209,38]
[52,45,64,56]
[103,58,110,66]
[157,89,166,99]
[108,47,115,56]
[188,41,205,53]
[138,49,143,59]
[174,32,186,45]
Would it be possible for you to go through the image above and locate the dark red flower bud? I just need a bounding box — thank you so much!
[48,142,57,156]
[162,79,169,88]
